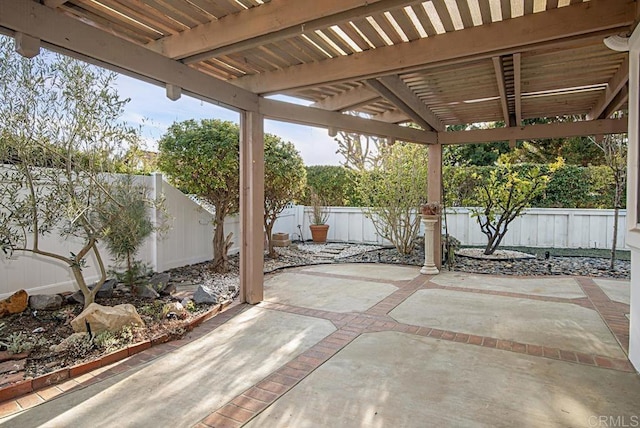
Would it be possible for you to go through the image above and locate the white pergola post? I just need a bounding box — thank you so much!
[240,111,265,304]
[626,25,640,371]
[427,143,442,269]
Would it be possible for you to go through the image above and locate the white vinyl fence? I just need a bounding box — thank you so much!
[272,206,628,250]
[0,173,237,298]
[0,172,627,298]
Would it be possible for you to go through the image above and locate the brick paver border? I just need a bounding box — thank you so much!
[194,268,635,427]
[0,266,634,426]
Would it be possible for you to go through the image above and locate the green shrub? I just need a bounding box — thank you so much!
[302,166,360,206]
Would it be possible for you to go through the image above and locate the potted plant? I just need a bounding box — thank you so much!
[308,191,330,242]
[420,201,441,217]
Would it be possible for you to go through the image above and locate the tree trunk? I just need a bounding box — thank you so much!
[611,183,621,271]
[211,212,228,273]
[265,221,276,258]
[71,265,93,311]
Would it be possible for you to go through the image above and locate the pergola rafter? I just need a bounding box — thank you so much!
[233,1,634,94]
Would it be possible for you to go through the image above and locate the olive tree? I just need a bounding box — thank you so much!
[158,119,239,273]
[357,143,429,255]
[264,135,306,257]
[470,158,562,255]
[0,37,144,309]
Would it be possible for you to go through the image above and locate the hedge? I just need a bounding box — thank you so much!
[301,164,623,209]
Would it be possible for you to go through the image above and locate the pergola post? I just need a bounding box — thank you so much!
[428,143,442,269]
[239,110,265,304]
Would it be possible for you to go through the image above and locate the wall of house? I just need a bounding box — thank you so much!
[625,25,640,372]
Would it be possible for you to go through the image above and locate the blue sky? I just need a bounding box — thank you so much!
[114,74,342,166]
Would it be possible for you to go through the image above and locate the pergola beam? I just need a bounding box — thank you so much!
[259,98,437,144]
[587,58,629,120]
[310,86,380,111]
[438,118,627,145]
[234,0,634,93]
[0,1,258,112]
[514,53,522,125]
[492,56,511,126]
[372,109,411,124]
[0,1,427,144]
[148,0,423,62]
[365,77,443,132]
[377,75,445,131]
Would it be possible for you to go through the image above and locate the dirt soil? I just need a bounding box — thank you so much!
[0,279,218,387]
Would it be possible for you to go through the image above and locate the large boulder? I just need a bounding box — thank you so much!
[193,284,221,304]
[29,294,63,311]
[0,290,28,318]
[70,303,145,333]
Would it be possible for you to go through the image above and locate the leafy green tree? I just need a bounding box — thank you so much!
[302,166,359,206]
[357,143,429,255]
[264,135,306,257]
[0,37,143,309]
[158,119,239,273]
[470,158,563,255]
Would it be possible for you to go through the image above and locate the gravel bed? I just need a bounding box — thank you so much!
[166,242,630,284]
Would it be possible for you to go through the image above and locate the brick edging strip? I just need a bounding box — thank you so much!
[0,300,238,410]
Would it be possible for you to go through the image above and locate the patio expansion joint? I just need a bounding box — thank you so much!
[292,268,410,286]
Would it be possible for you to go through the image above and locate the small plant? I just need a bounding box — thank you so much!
[138,300,165,320]
[308,191,330,225]
[184,300,197,313]
[420,202,441,216]
[109,261,153,295]
[94,331,118,352]
[66,333,95,359]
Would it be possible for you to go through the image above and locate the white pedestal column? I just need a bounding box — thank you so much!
[420,215,439,275]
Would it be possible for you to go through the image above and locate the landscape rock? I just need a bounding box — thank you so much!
[51,332,89,353]
[134,284,160,299]
[68,278,118,304]
[0,358,26,375]
[0,290,28,318]
[193,284,221,304]
[29,294,64,311]
[162,302,187,320]
[70,303,145,333]
[0,351,29,363]
[149,273,171,294]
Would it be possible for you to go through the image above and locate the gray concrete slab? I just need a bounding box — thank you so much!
[431,272,586,299]
[594,278,630,305]
[265,272,397,313]
[247,331,640,428]
[390,289,625,358]
[302,263,420,281]
[1,307,335,428]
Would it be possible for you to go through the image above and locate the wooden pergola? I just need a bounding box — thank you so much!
[1,0,639,369]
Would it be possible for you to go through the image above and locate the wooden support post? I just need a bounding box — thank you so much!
[428,143,442,269]
[240,111,265,304]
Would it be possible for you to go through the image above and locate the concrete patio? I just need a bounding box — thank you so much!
[1,263,637,427]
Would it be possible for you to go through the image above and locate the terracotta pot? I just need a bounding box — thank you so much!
[309,224,330,243]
